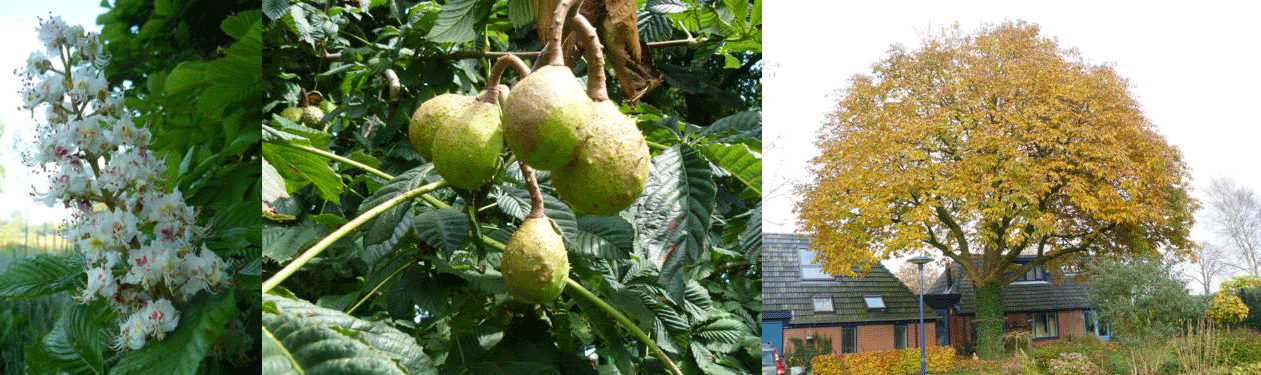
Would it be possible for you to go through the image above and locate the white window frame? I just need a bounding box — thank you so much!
[798,249,833,280]
[812,297,834,313]
[864,295,885,309]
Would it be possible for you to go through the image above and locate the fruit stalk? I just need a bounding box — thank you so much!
[546,0,581,66]
[487,54,532,88]
[569,15,609,101]
[564,278,684,375]
[519,160,546,218]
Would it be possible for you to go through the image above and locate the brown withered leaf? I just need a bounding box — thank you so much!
[575,0,662,106]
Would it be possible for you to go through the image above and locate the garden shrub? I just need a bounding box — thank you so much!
[1219,328,1261,366]
[1229,362,1261,375]
[1001,329,1033,356]
[1074,333,1104,347]
[811,354,843,375]
[1032,340,1092,371]
[811,346,954,375]
[1240,287,1261,331]
[1048,352,1103,375]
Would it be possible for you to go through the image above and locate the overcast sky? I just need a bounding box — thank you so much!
[763,0,1261,287]
[0,2,105,225]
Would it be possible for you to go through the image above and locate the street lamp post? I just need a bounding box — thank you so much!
[908,255,933,375]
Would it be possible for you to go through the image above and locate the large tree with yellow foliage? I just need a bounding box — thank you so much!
[795,21,1197,358]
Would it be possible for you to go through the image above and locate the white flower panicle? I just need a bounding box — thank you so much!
[19,16,230,351]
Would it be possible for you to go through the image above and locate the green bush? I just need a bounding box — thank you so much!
[1032,341,1091,371]
[1219,329,1261,365]
[1048,352,1102,375]
[1239,287,1261,331]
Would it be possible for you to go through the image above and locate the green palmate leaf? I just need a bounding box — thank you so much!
[262,142,345,202]
[263,293,437,375]
[693,314,745,353]
[636,11,673,42]
[740,205,761,258]
[263,0,290,20]
[414,208,472,258]
[573,216,635,259]
[700,111,761,144]
[682,279,712,321]
[112,291,238,375]
[24,302,108,375]
[287,5,315,46]
[0,254,79,300]
[263,221,327,263]
[697,142,761,196]
[496,186,579,242]
[507,0,534,27]
[646,0,688,14]
[220,10,262,39]
[426,0,492,43]
[633,145,716,302]
[360,165,440,266]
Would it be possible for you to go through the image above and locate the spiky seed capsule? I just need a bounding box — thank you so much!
[409,94,476,161]
[503,65,591,170]
[300,106,325,126]
[280,107,303,123]
[502,217,569,304]
[431,99,503,190]
[552,101,651,216]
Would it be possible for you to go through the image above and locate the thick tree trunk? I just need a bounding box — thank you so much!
[974,281,1005,359]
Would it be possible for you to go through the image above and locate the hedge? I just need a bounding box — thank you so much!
[812,346,955,375]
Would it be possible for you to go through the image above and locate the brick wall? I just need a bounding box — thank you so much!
[783,321,939,354]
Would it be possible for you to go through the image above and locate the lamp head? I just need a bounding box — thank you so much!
[908,255,933,268]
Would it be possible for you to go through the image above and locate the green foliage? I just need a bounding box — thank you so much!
[1087,256,1199,344]
[785,336,831,370]
[1218,329,1261,366]
[262,0,760,373]
[263,291,437,375]
[0,255,79,300]
[1239,287,1261,331]
[22,302,110,375]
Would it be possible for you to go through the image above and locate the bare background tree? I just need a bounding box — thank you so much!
[1186,241,1228,294]
[1203,177,1261,276]
[894,261,943,294]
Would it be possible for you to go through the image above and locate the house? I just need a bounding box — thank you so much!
[925,258,1111,349]
[762,233,943,356]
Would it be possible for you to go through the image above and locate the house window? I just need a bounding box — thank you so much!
[894,324,907,349]
[841,326,857,353]
[1031,312,1059,339]
[864,295,885,309]
[813,297,834,313]
[1017,264,1046,281]
[799,249,832,280]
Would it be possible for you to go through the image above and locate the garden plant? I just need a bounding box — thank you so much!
[261,0,761,374]
[0,2,263,373]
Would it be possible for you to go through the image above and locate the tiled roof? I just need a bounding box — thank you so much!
[927,261,1092,314]
[763,233,923,325]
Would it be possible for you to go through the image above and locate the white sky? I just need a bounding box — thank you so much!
[0,2,105,225]
[764,0,1261,289]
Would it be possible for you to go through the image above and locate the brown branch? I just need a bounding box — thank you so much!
[519,161,545,218]
[934,206,971,257]
[381,69,401,102]
[569,14,608,101]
